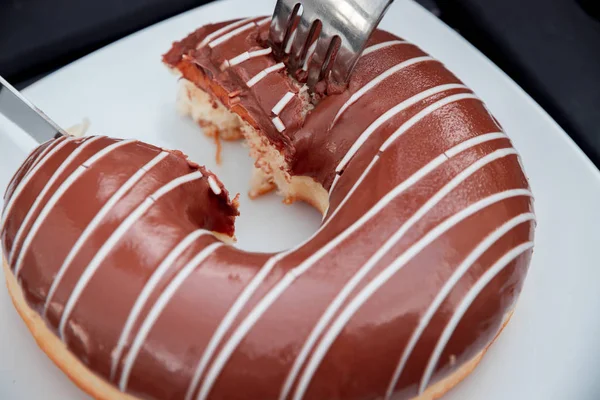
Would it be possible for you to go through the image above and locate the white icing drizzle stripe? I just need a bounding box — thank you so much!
[326,175,341,203]
[5,151,37,196]
[185,251,288,400]
[225,47,272,69]
[111,229,210,381]
[333,83,470,176]
[326,131,507,227]
[8,136,103,267]
[380,93,480,152]
[11,139,137,279]
[120,242,223,391]
[208,22,257,48]
[57,170,203,339]
[361,40,408,57]
[5,137,54,198]
[332,56,437,127]
[418,241,535,394]
[43,151,170,318]
[325,156,378,223]
[196,267,296,400]
[246,63,285,87]
[197,137,505,400]
[199,144,516,400]
[197,17,256,49]
[384,212,535,399]
[28,137,60,169]
[292,185,529,400]
[0,136,71,235]
[272,116,285,132]
[271,92,295,116]
[330,91,481,199]
[207,176,222,195]
[279,132,509,400]
[28,138,59,170]
[256,17,272,26]
[151,171,202,200]
[82,138,129,167]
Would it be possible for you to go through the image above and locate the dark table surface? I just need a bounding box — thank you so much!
[1,0,599,168]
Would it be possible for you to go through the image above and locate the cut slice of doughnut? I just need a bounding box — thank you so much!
[164,34,329,215]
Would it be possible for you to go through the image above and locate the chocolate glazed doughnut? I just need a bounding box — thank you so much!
[1,16,535,400]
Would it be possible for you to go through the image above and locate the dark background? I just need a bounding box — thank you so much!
[1,0,599,167]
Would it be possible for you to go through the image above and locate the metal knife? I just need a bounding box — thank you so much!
[0,75,67,144]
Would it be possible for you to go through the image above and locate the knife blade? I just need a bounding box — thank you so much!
[0,75,67,144]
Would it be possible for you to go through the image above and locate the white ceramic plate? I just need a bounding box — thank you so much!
[1,0,600,399]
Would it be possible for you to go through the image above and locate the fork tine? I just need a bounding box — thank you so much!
[288,15,320,73]
[306,32,338,88]
[271,0,394,89]
[269,0,300,58]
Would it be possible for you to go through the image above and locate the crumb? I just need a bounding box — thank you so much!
[449,355,457,366]
[66,118,91,138]
[283,196,295,205]
[214,134,222,165]
[232,193,240,209]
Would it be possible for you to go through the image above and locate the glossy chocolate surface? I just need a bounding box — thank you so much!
[2,18,534,400]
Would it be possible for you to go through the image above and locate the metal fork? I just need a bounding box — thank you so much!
[269,0,394,89]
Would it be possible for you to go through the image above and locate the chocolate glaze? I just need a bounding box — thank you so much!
[2,17,535,400]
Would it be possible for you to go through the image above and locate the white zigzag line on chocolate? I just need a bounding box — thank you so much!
[0,136,71,235]
[280,135,513,399]
[57,170,203,339]
[384,212,535,399]
[11,138,137,277]
[111,228,210,380]
[119,242,223,392]
[43,151,170,318]
[9,136,103,267]
[292,183,530,400]
[418,241,534,394]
